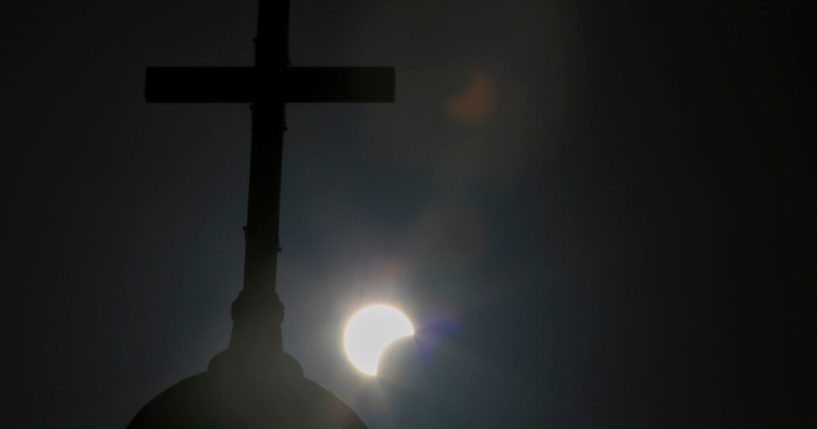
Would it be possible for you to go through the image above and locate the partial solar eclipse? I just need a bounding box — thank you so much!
[343,304,414,376]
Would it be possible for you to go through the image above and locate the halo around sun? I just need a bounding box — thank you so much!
[343,304,414,376]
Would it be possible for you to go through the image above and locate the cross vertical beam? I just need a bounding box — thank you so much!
[230,0,291,358]
[256,0,290,68]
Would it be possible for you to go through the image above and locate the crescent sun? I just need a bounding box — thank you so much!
[343,304,415,376]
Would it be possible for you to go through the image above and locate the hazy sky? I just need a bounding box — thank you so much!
[2,1,813,428]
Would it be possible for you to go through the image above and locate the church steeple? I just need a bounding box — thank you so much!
[131,0,394,427]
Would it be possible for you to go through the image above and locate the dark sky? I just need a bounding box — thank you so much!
[2,1,814,428]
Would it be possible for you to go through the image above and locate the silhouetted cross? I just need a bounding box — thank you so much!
[144,0,394,357]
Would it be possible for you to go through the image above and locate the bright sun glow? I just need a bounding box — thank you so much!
[343,304,414,376]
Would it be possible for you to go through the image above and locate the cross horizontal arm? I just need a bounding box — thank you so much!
[145,67,395,103]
